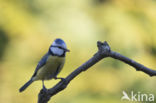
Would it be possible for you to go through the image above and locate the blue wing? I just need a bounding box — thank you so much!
[32,53,49,77]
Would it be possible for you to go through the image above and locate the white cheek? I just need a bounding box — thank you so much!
[52,41,67,49]
[50,47,64,56]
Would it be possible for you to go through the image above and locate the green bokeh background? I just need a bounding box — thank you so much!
[0,0,156,103]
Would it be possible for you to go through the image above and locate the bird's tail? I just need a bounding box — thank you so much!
[19,79,33,92]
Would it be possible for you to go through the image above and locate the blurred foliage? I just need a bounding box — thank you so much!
[0,28,9,60]
[0,0,156,103]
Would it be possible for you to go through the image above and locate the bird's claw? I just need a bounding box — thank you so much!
[55,77,66,83]
[60,78,66,83]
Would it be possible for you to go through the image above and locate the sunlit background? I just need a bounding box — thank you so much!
[0,0,156,103]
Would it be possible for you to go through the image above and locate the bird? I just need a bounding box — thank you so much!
[19,38,70,92]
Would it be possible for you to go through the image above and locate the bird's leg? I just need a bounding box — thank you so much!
[42,80,47,91]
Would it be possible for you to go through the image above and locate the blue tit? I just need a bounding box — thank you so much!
[19,38,70,92]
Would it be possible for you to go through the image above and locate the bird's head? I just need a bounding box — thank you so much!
[49,38,70,56]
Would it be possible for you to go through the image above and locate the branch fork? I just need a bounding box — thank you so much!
[38,41,156,103]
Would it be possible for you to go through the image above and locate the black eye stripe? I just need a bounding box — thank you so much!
[51,45,65,50]
[58,47,62,49]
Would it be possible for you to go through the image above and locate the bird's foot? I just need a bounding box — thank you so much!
[60,78,66,83]
[55,77,66,83]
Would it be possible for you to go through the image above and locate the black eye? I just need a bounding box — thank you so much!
[58,46,62,49]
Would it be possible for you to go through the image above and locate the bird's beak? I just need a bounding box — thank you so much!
[65,48,70,52]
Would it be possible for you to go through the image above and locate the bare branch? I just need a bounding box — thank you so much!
[109,51,156,76]
[38,41,156,103]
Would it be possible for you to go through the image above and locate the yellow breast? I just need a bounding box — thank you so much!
[34,55,65,81]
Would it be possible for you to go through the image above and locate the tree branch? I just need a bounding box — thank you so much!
[38,41,156,103]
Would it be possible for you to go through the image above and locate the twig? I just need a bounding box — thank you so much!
[38,41,156,103]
